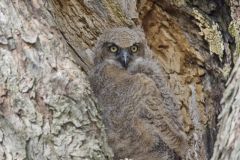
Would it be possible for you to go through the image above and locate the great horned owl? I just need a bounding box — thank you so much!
[89,27,188,160]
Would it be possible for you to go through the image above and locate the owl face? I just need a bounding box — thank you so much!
[94,27,149,69]
[100,42,145,68]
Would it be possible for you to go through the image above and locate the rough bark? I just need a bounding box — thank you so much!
[0,0,111,159]
[211,1,240,159]
[211,56,240,160]
[0,0,239,160]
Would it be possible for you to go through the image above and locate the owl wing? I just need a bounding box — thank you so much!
[152,74,186,136]
[134,73,188,157]
[128,58,186,136]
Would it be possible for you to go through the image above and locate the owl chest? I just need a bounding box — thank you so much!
[99,77,156,122]
[100,77,144,105]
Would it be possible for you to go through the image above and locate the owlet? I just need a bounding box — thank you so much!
[89,27,189,160]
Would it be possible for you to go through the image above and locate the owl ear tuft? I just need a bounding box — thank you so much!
[131,26,153,58]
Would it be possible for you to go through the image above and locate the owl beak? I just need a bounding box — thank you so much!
[118,50,131,68]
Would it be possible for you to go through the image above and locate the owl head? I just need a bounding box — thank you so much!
[93,27,151,68]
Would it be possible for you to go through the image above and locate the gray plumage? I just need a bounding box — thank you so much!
[89,27,189,160]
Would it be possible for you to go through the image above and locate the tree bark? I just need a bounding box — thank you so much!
[0,0,239,160]
[211,56,240,160]
[211,1,240,159]
[0,0,111,159]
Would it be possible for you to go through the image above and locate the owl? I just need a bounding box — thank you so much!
[89,27,189,160]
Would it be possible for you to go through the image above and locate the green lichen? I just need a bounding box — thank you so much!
[228,21,240,63]
[222,64,232,80]
[192,8,224,61]
[228,21,237,37]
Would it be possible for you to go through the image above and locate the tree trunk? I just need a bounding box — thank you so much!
[0,0,239,160]
[210,1,240,159]
[0,1,111,159]
[211,56,240,160]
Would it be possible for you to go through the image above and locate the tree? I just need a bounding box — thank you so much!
[0,0,111,159]
[0,0,239,159]
[211,57,240,160]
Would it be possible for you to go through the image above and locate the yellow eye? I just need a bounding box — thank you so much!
[130,45,138,53]
[109,45,118,53]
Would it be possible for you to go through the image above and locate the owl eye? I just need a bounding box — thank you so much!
[109,45,118,53]
[130,45,138,53]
